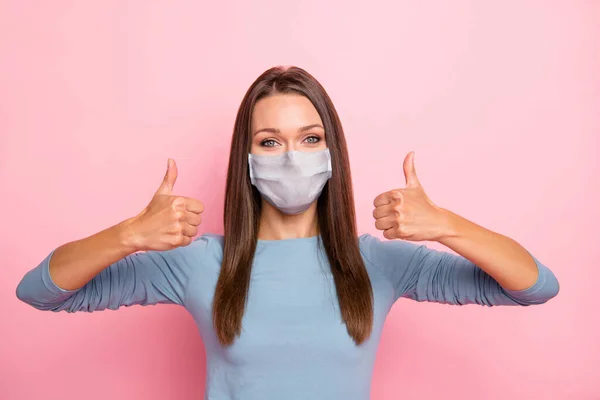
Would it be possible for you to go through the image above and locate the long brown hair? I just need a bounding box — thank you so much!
[213,66,373,346]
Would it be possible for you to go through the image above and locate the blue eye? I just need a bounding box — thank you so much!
[260,139,278,147]
[305,135,321,144]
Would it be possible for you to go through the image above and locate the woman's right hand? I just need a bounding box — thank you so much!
[123,158,204,252]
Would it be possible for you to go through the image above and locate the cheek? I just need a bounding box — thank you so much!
[249,138,265,155]
[249,142,258,154]
[250,142,270,155]
[320,135,328,147]
[314,140,328,152]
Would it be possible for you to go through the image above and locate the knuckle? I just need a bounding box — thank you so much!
[391,190,403,201]
[171,221,182,233]
[172,196,186,208]
[171,234,184,246]
[397,224,408,237]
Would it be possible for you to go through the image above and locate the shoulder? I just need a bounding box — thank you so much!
[358,233,423,266]
[154,233,224,275]
[157,233,224,290]
[357,233,426,292]
[187,233,224,261]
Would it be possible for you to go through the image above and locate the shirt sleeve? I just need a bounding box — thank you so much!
[16,234,215,312]
[359,234,559,306]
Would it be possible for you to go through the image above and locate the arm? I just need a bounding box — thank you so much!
[370,152,559,306]
[437,209,541,291]
[360,233,559,306]
[46,219,139,292]
[15,158,206,311]
[16,221,208,312]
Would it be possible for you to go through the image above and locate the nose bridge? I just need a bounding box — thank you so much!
[283,136,299,152]
[287,149,299,162]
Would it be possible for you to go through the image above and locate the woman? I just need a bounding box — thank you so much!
[16,66,559,400]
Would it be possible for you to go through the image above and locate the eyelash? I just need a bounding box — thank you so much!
[260,135,321,147]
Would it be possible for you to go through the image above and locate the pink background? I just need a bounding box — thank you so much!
[2,1,598,399]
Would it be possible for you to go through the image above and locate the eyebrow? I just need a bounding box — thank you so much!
[253,124,324,136]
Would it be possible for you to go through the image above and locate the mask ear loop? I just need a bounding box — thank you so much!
[321,148,333,179]
[247,154,256,184]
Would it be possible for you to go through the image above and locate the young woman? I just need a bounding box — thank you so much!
[16,66,559,400]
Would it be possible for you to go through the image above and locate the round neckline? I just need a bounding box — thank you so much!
[256,235,321,245]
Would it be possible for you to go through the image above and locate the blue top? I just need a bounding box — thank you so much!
[16,233,559,400]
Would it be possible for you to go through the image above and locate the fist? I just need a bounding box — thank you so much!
[126,159,204,251]
[372,152,448,242]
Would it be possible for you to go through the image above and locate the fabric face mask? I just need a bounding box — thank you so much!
[248,148,332,215]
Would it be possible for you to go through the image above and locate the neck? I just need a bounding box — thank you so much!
[257,200,319,241]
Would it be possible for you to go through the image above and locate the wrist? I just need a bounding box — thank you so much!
[116,217,144,253]
[434,207,461,242]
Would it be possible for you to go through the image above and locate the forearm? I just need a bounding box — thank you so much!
[49,219,138,291]
[436,209,539,291]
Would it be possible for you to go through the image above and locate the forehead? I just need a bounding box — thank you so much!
[252,93,323,131]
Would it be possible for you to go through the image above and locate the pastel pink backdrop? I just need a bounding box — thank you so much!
[1,1,598,399]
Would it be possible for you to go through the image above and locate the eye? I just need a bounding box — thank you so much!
[260,139,279,148]
[304,135,321,144]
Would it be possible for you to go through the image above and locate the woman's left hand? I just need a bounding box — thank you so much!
[373,152,451,242]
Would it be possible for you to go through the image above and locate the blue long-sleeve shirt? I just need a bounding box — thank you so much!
[16,233,559,399]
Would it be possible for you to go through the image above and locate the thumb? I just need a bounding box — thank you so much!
[156,158,178,195]
[403,151,420,187]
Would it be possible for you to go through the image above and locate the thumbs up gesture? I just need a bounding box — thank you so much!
[126,159,204,251]
[373,152,449,242]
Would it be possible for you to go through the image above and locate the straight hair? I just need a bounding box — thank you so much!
[212,66,373,346]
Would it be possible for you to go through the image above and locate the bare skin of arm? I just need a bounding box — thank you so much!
[373,152,539,292]
[49,159,204,290]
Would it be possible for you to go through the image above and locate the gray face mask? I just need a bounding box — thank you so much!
[248,148,332,215]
